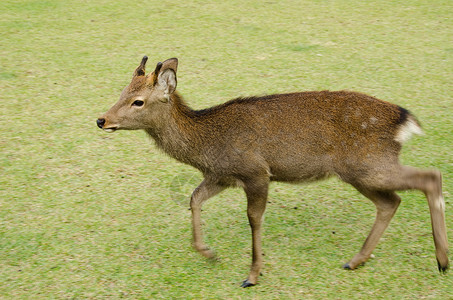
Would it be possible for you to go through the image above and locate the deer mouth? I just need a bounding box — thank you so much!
[103,127,117,133]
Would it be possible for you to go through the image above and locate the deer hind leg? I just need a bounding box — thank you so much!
[391,166,449,272]
[343,189,401,269]
[344,165,448,272]
[190,179,226,259]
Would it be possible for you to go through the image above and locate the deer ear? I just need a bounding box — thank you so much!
[157,69,177,102]
[160,57,178,73]
[156,58,178,102]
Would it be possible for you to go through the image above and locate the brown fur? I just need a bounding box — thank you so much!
[97,57,449,287]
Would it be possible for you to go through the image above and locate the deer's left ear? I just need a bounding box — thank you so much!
[154,58,178,102]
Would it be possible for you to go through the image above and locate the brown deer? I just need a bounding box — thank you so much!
[97,56,449,287]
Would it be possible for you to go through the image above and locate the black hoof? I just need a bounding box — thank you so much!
[240,280,256,288]
[437,261,449,274]
[342,263,352,270]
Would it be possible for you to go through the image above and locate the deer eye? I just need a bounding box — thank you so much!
[132,100,144,107]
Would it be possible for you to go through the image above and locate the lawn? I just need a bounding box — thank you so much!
[1,0,452,298]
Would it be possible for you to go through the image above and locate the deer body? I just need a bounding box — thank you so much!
[97,57,449,287]
[147,91,407,183]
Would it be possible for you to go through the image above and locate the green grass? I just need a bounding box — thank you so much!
[1,0,452,298]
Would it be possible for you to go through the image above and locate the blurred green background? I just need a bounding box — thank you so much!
[1,0,451,298]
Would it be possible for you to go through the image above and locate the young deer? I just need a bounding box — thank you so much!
[97,56,449,287]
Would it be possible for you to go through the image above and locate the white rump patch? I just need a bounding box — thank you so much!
[394,117,423,144]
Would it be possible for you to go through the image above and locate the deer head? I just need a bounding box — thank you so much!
[97,56,178,132]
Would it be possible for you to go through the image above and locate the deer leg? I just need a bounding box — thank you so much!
[344,166,448,272]
[344,189,401,269]
[424,171,449,272]
[190,179,225,259]
[386,166,449,272]
[241,177,269,287]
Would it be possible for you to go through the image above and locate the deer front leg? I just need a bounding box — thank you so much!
[241,177,269,287]
[190,179,225,259]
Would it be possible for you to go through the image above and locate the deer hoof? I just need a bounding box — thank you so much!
[202,248,216,260]
[342,263,352,270]
[240,279,256,288]
[194,245,216,259]
[208,255,220,263]
[437,260,449,274]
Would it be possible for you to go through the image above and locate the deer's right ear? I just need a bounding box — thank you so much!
[157,69,177,102]
[155,58,178,102]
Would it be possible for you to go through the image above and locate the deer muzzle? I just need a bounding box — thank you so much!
[96,118,105,129]
[96,118,117,132]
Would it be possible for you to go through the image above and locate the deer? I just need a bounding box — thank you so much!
[97,56,449,287]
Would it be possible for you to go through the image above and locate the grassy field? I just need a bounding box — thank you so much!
[1,0,452,298]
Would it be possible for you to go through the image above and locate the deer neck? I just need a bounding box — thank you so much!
[145,93,205,167]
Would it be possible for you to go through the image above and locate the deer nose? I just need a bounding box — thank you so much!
[97,118,105,129]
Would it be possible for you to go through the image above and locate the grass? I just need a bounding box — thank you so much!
[1,0,452,298]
